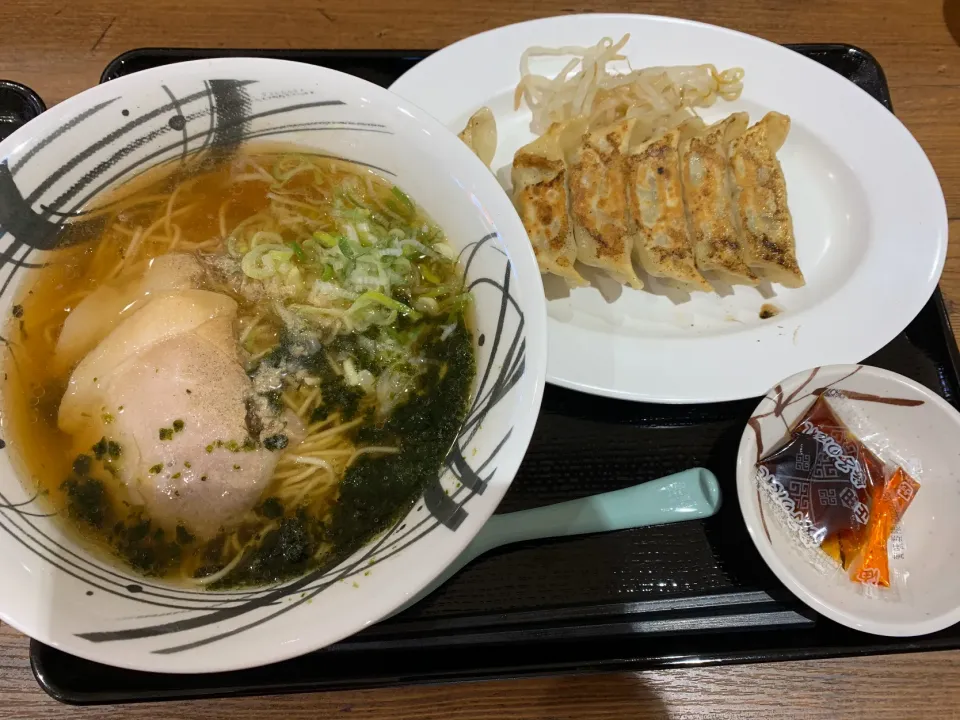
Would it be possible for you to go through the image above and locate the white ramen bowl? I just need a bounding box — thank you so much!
[0,59,546,673]
[737,365,960,636]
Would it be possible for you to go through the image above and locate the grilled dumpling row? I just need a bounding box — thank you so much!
[512,111,803,292]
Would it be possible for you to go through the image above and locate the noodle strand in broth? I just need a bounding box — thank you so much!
[4,145,476,588]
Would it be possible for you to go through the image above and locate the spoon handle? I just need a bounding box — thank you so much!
[473,466,721,553]
[396,467,721,614]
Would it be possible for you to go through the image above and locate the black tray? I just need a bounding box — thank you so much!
[0,79,45,143]
[8,44,959,704]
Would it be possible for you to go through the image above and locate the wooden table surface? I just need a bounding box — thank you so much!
[1,0,960,717]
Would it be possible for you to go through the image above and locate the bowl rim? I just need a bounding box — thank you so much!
[0,56,548,672]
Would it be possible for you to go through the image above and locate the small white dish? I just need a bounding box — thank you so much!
[0,58,546,673]
[391,14,948,404]
[737,364,960,636]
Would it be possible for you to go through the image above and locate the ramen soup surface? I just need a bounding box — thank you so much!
[3,146,475,588]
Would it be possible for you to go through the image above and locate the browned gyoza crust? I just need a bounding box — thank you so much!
[679,112,759,286]
[512,123,586,287]
[568,117,644,289]
[729,111,805,288]
[625,125,712,292]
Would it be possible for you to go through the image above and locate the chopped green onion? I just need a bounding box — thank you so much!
[338,236,357,259]
[313,231,339,248]
[339,207,371,221]
[390,186,415,218]
[353,291,421,320]
[289,241,306,261]
[321,264,334,281]
[434,242,457,260]
[417,225,442,244]
[241,244,294,280]
[345,190,366,208]
[443,292,474,313]
[419,286,454,298]
[419,263,441,284]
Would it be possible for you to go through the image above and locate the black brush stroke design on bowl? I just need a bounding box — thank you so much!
[0,76,526,653]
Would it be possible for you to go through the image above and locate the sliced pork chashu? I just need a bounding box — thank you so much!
[54,253,204,373]
[59,290,280,540]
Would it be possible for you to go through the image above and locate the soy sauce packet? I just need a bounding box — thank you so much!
[755,390,921,596]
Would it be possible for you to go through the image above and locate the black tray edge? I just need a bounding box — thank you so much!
[32,624,960,707]
[809,43,891,105]
[99,47,434,84]
[0,79,47,113]
[23,41,960,705]
[934,288,960,375]
[99,44,890,99]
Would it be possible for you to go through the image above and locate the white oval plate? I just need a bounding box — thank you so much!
[737,365,960,636]
[391,14,948,404]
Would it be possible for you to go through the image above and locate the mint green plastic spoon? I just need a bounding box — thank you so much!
[396,467,721,613]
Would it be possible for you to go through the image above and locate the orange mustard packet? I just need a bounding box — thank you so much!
[850,467,921,587]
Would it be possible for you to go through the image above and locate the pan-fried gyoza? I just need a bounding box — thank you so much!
[568,118,644,290]
[463,35,807,295]
[626,124,712,292]
[512,124,586,287]
[680,112,758,286]
[730,111,804,288]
